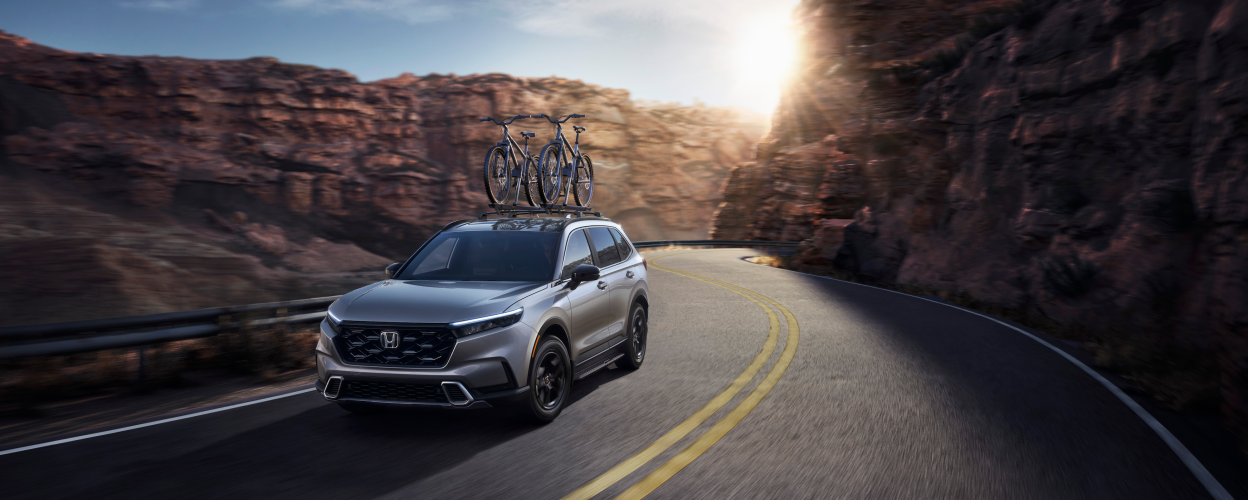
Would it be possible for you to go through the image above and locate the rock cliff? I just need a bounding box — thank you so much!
[711,0,1248,441]
[0,32,766,324]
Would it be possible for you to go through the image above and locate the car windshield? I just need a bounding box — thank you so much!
[395,230,560,281]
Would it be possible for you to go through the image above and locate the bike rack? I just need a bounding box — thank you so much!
[479,203,602,219]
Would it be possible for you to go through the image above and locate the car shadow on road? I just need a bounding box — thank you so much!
[59,363,638,500]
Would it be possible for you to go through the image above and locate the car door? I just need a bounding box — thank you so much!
[581,226,628,355]
[608,227,640,318]
[562,228,613,360]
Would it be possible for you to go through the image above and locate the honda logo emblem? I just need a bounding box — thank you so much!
[380,330,400,349]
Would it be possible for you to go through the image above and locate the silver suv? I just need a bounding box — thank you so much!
[315,217,649,422]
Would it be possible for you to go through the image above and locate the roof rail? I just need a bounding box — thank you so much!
[442,218,478,231]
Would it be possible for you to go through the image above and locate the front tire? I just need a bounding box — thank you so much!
[619,303,647,370]
[483,146,512,204]
[516,336,571,423]
[538,143,565,205]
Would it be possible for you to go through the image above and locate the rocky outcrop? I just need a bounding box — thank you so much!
[0,32,765,324]
[712,0,1248,442]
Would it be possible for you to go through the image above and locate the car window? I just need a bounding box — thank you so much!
[587,227,622,267]
[396,230,559,281]
[609,228,632,260]
[562,229,594,280]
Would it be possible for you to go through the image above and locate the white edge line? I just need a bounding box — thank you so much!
[0,387,317,457]
[744,260,1233,500]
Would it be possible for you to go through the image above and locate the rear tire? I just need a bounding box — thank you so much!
[483,146,511,204]
[572,153,594,207]
[337,401,383,414]
[619,303,647,370]
[515,336,571,423]
[538,143,565,205]
[523,154,542,206]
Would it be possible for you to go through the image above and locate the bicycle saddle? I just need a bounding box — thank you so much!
[573,126,587,133]
[521,131,535,137]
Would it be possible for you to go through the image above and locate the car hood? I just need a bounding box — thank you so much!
[334,280,546,325]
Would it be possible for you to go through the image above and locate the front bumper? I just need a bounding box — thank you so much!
[315,318,534,409]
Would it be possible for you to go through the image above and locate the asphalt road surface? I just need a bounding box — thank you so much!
[3,249,1235,499]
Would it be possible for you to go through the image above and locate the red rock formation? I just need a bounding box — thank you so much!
[712,0,1248,442]
[0,32,766,325]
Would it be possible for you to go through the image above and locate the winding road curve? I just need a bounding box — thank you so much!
[3,249,1233,499]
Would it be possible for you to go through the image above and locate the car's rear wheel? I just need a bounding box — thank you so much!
[619,303,647,370]
[516,336,571,423]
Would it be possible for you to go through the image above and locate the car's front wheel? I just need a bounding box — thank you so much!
[619,303,647,370]
[516,336,571,423]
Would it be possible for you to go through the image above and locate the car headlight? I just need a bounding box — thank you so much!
[449,308,523,338]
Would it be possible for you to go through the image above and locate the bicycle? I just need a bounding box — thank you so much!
[534,113,594,208]
[479,114,542,207]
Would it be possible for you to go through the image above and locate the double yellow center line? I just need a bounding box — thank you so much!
[562,251,801,500]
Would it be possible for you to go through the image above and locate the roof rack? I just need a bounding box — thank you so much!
[478,203,603,219]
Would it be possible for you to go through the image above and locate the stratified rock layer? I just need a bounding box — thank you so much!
[0,32,766,324]
[711,0,1248,441]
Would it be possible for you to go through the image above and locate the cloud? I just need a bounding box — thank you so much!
[272,0,455,24]
[269,0,793,34]
[495,0,796,37]
[119,0,198,10]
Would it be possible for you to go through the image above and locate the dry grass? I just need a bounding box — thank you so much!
[745,255,789,268]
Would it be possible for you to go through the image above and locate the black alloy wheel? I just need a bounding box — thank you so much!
[518,336,571,423]
[619,303,646,370]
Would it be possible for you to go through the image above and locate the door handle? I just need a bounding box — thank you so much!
[597,281,607,290]
[626,270,635,279]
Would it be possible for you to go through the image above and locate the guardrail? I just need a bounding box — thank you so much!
[0,239,796,360]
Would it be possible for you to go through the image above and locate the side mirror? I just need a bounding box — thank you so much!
[568,264,600,289]
[385,262,401,279]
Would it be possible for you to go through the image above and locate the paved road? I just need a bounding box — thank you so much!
[3,249,1231,499]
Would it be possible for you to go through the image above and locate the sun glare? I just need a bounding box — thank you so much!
[733,14,797,114]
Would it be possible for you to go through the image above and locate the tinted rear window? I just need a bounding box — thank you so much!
[609,228,632,260]
[587,227,622,267]
[397,230,559,281]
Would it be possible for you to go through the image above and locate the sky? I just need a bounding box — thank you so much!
[0,0,800,114]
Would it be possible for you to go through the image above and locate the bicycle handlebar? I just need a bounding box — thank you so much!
[534,113,588,124]
[479,115,532,126]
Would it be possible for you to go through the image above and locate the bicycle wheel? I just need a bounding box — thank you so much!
[523,154,542,206]
[538,142,565,205]
[572,153,594,207]
[482,146,512,204]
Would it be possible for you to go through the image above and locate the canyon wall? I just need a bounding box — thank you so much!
[0,32,765,324]
[712,0,1248,438]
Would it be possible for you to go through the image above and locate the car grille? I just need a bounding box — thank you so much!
[342,380,448,403]
[333,324,457,367]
